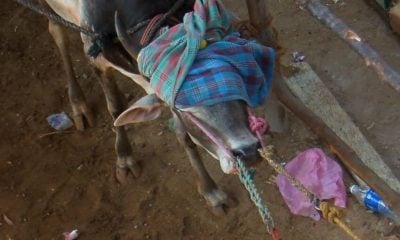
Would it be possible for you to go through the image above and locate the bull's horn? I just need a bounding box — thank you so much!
[114,11,140,59]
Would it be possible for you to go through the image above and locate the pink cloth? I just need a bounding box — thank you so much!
[276,148,347,221]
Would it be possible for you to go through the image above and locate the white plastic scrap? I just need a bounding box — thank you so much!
[63,229,79,240]
[345,30,361,42]
[3,214,14,226]
[292,51,306,62]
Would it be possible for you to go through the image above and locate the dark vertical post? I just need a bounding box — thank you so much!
[245,0,279,48]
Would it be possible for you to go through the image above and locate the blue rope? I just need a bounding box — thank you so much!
[236,157,275,233]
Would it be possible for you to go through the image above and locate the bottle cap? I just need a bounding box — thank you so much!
[349,185,358,193]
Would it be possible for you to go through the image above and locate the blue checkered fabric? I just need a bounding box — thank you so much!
[174,33,275,109]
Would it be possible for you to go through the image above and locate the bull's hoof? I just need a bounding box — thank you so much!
[126,156,141,178]
[115,156,141,184]
[201,188,237,217]
[71,102,94,131]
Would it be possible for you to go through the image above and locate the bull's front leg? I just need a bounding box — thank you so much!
[94,68,141,183]
[172,114,237,216]
[48,21,94,130]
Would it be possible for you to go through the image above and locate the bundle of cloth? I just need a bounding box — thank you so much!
[137,0,276,109]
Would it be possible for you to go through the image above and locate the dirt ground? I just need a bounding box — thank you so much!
[1,0,399,239]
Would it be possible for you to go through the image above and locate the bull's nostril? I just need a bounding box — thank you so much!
[232,149,246,158]
[232,142,260,158]
[256,142,261,150]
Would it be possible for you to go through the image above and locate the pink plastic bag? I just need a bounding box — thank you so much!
[276,148,346,220]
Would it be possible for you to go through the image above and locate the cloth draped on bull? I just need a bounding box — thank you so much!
[137,0,276,109]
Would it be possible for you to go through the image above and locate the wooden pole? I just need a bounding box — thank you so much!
[245,0,280,50]
[299,0,400,92]
[390,3,400,34]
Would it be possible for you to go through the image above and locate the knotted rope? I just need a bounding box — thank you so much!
[248,109,269,149]
[319,202,362,240]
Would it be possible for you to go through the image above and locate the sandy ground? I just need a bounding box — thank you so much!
[0,0,399,239]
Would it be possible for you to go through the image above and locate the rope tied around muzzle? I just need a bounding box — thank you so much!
[248,113,269,138]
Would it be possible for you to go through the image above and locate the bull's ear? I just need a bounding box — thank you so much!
[114,94,164,126]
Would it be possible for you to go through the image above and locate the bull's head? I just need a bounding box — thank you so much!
[113,13,262,174]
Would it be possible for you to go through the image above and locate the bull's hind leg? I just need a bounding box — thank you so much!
[94,68,141,183]
[172,114,237,216]
[48,21,94,130]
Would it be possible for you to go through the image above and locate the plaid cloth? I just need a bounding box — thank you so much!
[138,0,233,106]
[175,33,275,109]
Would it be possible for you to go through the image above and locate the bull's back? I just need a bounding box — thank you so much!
[45,0,186,36]
[45,0,193,39]
[45,0,117,34]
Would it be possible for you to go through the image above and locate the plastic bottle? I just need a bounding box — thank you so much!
[350,185,400,224]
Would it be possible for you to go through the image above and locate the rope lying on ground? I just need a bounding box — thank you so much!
[236,157,276,235]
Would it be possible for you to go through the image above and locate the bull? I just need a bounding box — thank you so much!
[31,0,281,216]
